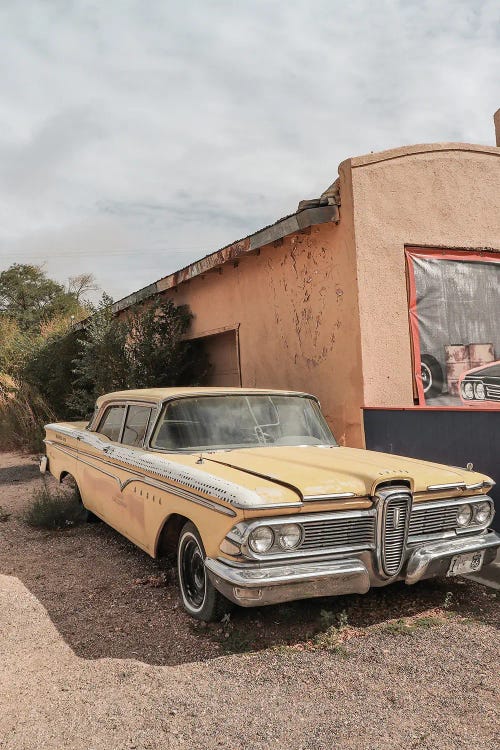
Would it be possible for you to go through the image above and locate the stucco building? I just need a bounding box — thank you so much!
[113,110,500,458]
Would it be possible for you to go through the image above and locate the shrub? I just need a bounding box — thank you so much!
[0,318,40,378]
[0,379,54,453]
[2,285,209,443]
[23,480,85,530]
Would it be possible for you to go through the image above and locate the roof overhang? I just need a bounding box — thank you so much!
[109,202,338,316]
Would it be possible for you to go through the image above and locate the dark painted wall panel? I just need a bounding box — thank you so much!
[363,409,500,531]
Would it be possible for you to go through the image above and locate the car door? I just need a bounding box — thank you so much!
[77,401,155,550]
[116,404,155,548]
[76,403,128,530]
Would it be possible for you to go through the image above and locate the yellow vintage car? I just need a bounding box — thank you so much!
[42,387,500,620]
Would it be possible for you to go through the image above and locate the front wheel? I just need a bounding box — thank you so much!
[177,522,232,621]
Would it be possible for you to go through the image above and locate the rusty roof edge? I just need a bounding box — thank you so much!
[163,204,338,293]
[75,203,338,328]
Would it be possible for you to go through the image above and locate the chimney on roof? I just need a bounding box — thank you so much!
[495,109,500,147]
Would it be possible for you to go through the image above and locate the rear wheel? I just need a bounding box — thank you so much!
[421,354,444,397]
[177,521,232,621]
[61,474,99,523]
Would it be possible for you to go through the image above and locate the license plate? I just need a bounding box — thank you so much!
[447,551,485,577]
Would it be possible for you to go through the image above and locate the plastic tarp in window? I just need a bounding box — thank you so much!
[406,248,500,408]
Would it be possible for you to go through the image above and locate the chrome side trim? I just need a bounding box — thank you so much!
[412,495,491,511]
[427,482,467,492]
[303,492,357,502]
[44,423,269,509]
[78,454,236,517]
[77,453,125,485]
[465,482,485,491]
[427,481,492,492]
[241,502,303,510]
[77,453,236,517]
[44,441,77,459]
[46,439,235,517]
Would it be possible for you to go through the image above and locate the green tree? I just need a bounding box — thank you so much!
[0,264,85,331]
[126,299,197,387]
[23,328,82,418]
[68,294,130,417]
[68,295,208,418]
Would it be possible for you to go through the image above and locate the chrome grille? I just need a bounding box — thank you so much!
[301,516,375,551]
[382,494,411,576]
[485,383,500,401]
[409,504,458,537]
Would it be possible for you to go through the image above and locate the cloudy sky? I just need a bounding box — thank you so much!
[0,1,498,302]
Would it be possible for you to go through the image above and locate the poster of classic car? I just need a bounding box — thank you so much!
[41,387,500,621]
[460,360,500,404]
[406,249,500,407]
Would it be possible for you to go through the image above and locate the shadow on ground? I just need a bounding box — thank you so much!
[1,452,498,666]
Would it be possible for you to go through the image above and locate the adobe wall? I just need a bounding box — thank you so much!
[160,166,364,446]
[348,143,500,408]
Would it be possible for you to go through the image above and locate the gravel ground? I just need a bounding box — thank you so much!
[0,451,499,750]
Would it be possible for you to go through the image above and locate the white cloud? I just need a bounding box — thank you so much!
[0,0,498,300]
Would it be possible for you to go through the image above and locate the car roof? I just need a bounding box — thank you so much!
[96,386,315,408]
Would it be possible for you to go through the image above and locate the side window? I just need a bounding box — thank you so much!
[97,405,126,442]
[122,406,153,447]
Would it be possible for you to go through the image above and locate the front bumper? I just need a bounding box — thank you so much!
[205,530,500,607]
[405,531,500,584]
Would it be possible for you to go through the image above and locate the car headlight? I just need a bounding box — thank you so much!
[456,504,473,527]
[474,382,486,400]
[473,501,492,525]
[248,526,275,553]
[461,381,474,400]
[277,523,303,550]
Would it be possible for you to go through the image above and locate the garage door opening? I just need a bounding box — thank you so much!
[192,328,241,387]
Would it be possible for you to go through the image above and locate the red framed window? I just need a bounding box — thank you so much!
[406,247,500,409]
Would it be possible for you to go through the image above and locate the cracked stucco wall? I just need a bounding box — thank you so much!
[162,165,364,447]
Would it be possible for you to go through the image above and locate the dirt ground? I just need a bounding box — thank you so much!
[0,451,499,750]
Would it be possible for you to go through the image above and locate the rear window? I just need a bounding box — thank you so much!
[122,406,153,447]
[97,405,126,442]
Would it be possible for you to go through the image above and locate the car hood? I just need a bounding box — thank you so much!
[202,445,488,500]
[465,361,500,379]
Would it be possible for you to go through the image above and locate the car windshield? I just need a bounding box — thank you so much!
[151,394,336,451]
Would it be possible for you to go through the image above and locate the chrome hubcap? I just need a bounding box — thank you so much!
[181,537,205,608]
